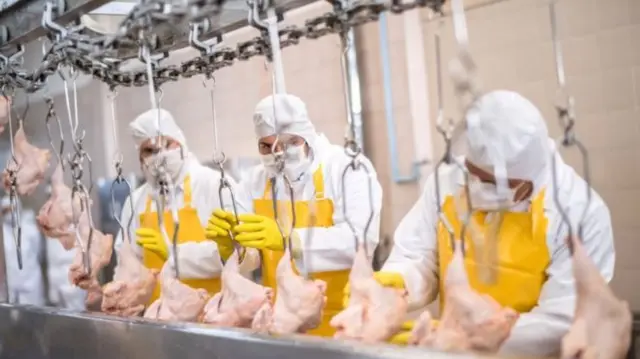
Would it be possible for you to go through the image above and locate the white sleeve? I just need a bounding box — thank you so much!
[295,160,383,273]
[499,202,615,357]
[381,174,440,311]
[169,241,223,279]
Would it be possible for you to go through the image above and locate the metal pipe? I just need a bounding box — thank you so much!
[379,13,426,184]
[0,212,8,303]
[266,8,286,93]
[341,28,364,151]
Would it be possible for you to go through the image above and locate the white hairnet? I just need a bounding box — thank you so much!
[253,94,317,148]
[129,108,187,150]
[465,90,550,184]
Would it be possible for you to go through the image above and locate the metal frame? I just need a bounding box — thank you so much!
[0,0,319,57]
[0,304,497,359]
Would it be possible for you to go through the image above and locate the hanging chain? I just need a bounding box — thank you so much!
[0,0,445,93]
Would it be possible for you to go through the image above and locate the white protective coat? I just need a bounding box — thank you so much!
[114,109,258,280]
[236,94,383,274]
[382,91,615,357]
[46,237,86,310]
[3,209,45,305]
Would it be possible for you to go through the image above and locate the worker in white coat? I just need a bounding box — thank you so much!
[1,197,45,305]
[206,94,383,337]
[114,108,244,305]
[358,90,615,355]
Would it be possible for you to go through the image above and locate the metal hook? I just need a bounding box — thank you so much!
[270,174,296,255]
[153,175,180,279]
[9,189,22,270]
[548,0,590,255]
[341,157,374,256]
[433,30,473,253]
[189,19,223,56]
[44,96,65,169]
[71,186,93,275]
[218,172,245,262]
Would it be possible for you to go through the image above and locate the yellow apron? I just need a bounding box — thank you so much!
[436,190,551,313]
[140,175,222,304]
[254,167,347,337]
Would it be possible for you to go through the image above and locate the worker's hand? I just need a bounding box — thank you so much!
[136,228,168,260]
[205,209,237,261]
[233,214,284,251]
[343,271,405,307]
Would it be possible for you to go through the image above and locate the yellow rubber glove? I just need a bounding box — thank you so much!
[389,321,414,345]
[136,228,168,260]
[233,214,284,251]
[205,209,237,261]
[343,271,405,307]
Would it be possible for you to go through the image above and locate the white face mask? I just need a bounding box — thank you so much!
[467,177,521,211]
[261,145,310,180]
[142,147,185,185]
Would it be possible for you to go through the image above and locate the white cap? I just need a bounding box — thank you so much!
[252,94,317,147]
[129,108,187,150]
[465,90,550,184]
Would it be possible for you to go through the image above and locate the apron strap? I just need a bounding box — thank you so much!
[143,175,193,214]
[262,166,325,200]
[530,188,546,241]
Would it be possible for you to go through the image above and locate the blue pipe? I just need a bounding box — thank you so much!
[379,13,425,184]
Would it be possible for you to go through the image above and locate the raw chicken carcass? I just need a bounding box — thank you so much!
[2,122,50,196]
[36,163,82,250]
[330,244,407,343]
[102,236,159,317]
[144,264,209,322]
[201,250,272,327]
[252,250,327,334]
[409,241,518,352]
[561,236,631,359]
[68,211,114,307]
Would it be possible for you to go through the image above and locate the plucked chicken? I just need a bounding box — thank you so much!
[330,244,408,343]
[252,250,327,334]
[409,240,518,352]
[201,250,272,327]
[36,162,81,250]
[144,263,209,322]
[102,235,159,317]
[2,122,50,196]
[68,210,114,307]
[561,236,631,359]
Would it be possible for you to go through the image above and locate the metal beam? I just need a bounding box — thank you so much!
[0,0,320,59]
[0,0,112,49]
[115,0,320,59]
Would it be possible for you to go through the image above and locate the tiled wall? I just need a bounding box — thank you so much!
[13,0,639,308]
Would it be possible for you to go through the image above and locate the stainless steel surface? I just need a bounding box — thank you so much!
[0,304,487,359]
